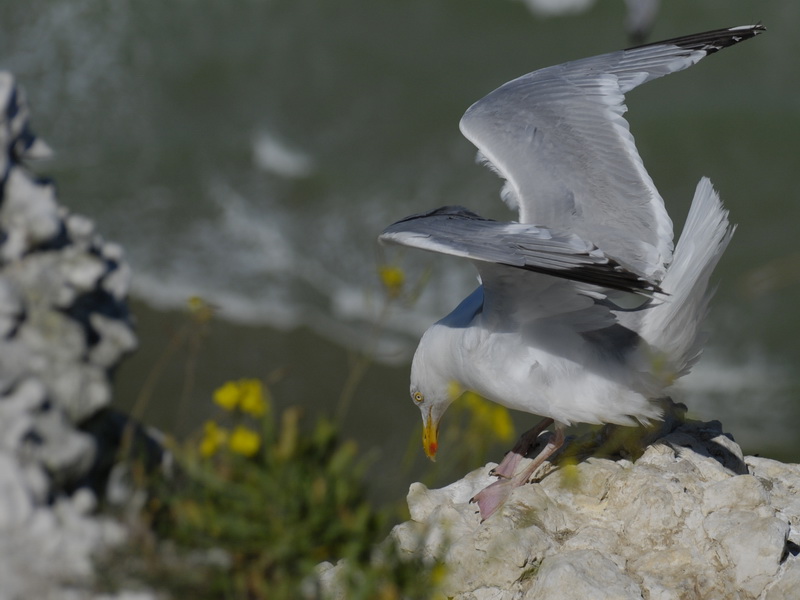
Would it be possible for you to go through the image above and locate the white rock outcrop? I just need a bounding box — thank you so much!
[323,417,799,600]
[0,72,150,599]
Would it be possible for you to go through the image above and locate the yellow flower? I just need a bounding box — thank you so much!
[229,425,261,457]
[213,379,269,416]
[488,404,514,443]
[649,350,677,386]
[461,391,515,443]
[558,456,582,491]
[447,380,463,401]
[187,296,216,323]
[461,391,482,410]
[213,381,241,411]
[239,379,267,417]
[199,420,228,457]
[379,265,405,298]
[429,563,448,586]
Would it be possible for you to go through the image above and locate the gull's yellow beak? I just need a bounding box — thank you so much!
[422,407,439,461]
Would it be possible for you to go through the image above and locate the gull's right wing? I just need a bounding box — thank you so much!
[459,25,765,280]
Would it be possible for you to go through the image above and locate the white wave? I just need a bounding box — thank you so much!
[681,353,787,396]
[131,271,303,328]
[520,0,596,17]
[252,131,314,179]
[670,350,793,449]
[210,182,295,272]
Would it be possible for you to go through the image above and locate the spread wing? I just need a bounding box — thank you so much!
[379,206,660,295]
[459,25,764,280]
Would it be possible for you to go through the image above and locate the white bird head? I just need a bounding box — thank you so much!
[410,331,459,461]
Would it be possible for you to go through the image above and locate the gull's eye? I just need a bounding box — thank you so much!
[412,391,424,404]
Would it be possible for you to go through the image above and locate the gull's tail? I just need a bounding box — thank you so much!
[640,177,734,382]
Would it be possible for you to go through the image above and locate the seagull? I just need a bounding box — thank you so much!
[520,0,661,43]
[379,25,765,520]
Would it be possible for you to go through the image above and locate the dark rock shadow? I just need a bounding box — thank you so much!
[519,398,749,479]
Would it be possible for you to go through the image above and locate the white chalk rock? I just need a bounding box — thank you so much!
[763,557,800,600]
[88,313,138,369]
[334,418,798,600]
[0,169,61,259]
[0,71,141,598]
[0,453,34,529]
[527,549,642,600]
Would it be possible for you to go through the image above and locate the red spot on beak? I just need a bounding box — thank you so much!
[423,407,439,461]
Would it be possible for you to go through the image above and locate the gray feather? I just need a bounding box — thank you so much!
[380,206,660,295]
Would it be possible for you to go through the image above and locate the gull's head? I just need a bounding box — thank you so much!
[410,384,455,462]
[410,335,458,462]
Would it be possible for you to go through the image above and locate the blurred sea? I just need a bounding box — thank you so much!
[2,0,799,502]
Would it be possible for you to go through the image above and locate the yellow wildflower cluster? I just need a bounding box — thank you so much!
[459,391,515,443]
[213,378,268,417]
[229,425,262,457]
[199,420,229,457]
[200,379,269,458]
[378,264,405,298]
[200,419,263,458]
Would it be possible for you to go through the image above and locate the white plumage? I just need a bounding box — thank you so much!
[379,25,764,520]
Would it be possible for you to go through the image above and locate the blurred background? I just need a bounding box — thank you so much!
[2,0,798,505]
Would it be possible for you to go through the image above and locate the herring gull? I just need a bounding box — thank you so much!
[379,25,765,520]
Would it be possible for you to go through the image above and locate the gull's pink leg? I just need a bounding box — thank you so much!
[491,417,554,479]
[472,426,566,521]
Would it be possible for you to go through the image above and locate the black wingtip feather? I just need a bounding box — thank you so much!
[515,258,663,297]
[381,207,664,297]
[626,24,766,54]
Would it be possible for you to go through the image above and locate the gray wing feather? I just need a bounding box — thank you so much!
[379,206,660,295]
[459,25,764,281]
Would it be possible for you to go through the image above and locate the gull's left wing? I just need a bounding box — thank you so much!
[379,206,661,295]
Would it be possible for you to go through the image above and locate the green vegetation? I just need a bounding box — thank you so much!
[100,266,516,598]
[135,377,440,598]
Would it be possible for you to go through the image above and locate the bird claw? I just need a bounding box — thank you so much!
[473,427,567,521]
[491,418,555,479]
[490,451,523,479]
[471,478,516,521]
